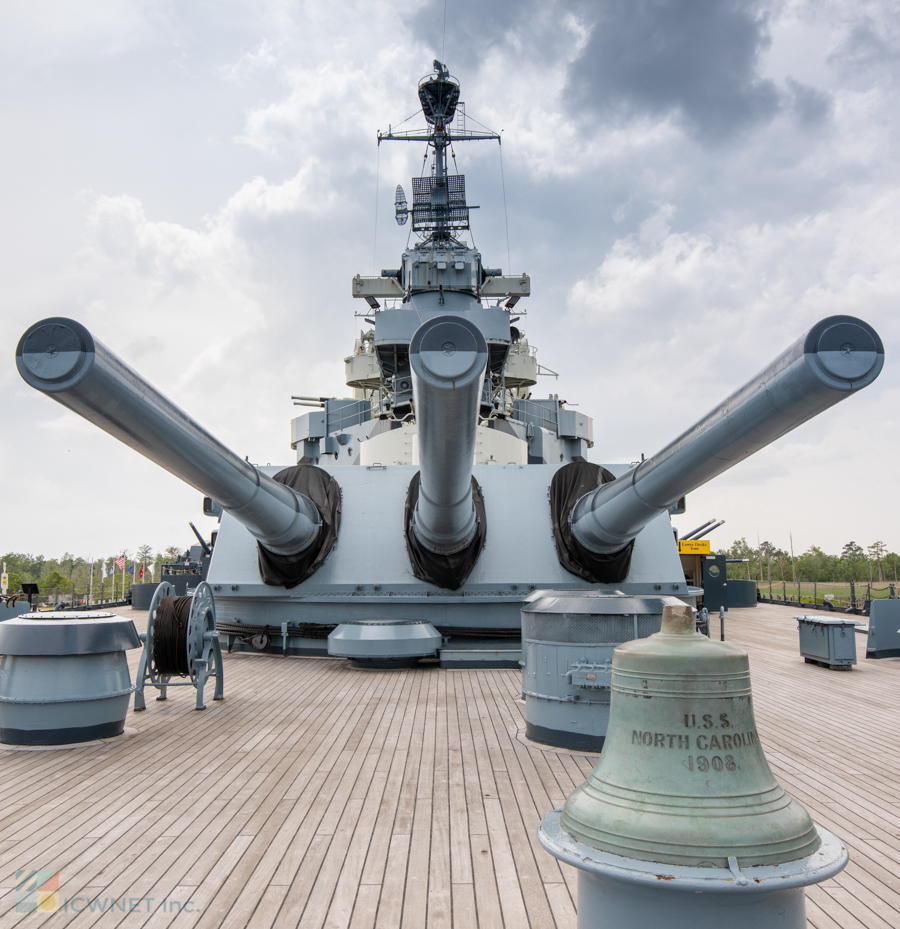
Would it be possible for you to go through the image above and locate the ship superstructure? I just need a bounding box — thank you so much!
[291,61,593,472]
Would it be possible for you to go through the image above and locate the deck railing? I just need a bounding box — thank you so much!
[755,580,897,615]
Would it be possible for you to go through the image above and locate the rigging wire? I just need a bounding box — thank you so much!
[373,142,381,272]
[449,142,473,248]
[389,109,424,133]
[498,135,511,273]
[462,112,498,135]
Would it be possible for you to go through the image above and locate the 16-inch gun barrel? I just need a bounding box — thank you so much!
[409,315,488,554]
[571,315,884,555]
[16,318,320,557]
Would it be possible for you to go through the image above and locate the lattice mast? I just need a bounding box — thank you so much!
[379,61,500,244]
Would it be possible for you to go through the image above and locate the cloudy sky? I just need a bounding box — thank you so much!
[1,0,897,562]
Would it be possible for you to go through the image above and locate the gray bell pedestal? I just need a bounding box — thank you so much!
[538,811,847,929]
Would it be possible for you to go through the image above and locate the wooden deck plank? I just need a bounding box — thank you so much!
[483,799,529,929]
[450,883,476,929]
[1,603,899,929]
[348,884,381,929]
[373,835,410,929]
[474,669,567,886]
[0,656,342,908]
[324,771,388,929]
[468,832,504,929]
[400,797,432,929]
[444,675,472,886]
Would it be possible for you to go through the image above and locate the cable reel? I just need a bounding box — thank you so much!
[134,581,224,711]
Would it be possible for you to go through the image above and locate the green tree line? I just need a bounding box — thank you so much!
[1,545,189,596]
[718,538,900,584]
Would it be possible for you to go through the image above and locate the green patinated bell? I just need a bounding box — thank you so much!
[561,604,821,868]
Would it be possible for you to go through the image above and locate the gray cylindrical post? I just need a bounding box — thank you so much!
[409,315,488,554]
[17,318,320,557]
[539,813,846,929]
[720,605,725,641]
[0,612,142,744]
[571,316,883,555]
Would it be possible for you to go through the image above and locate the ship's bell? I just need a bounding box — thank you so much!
[560,604,821,868]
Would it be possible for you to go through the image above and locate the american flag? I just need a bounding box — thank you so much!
[115,556,125,570]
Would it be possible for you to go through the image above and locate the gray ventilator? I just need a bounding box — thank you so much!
[571,315,884,554]
[521,592,685,752]
[328,619,442,665]
[16,318,320,557]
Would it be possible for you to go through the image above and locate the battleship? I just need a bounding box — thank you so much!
[14,62,883,670]
[3,62,895,929]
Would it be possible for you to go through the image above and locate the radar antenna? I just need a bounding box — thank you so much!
[378,62,500,244]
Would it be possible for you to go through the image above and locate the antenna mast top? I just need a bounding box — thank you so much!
[379,63,500,243]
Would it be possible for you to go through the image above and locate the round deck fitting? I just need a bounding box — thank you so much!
[0,612,141,745]
[328,619,442,666]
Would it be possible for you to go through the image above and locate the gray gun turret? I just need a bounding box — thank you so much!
[569,315,884,555]
[16,318,321,557]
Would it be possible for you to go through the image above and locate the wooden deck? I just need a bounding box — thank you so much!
[0,603,897,928]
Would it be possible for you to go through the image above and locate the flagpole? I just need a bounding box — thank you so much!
[88,556,94,607]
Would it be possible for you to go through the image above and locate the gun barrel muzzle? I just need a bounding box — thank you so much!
[409,315,488,554]
[17,317,320,557]
[571,315,884,554]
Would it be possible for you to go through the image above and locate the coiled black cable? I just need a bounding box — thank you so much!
[153,595,193,676]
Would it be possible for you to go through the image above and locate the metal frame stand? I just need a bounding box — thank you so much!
[134,581,224,711]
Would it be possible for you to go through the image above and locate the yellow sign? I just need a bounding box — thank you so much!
[678,540,711,554]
